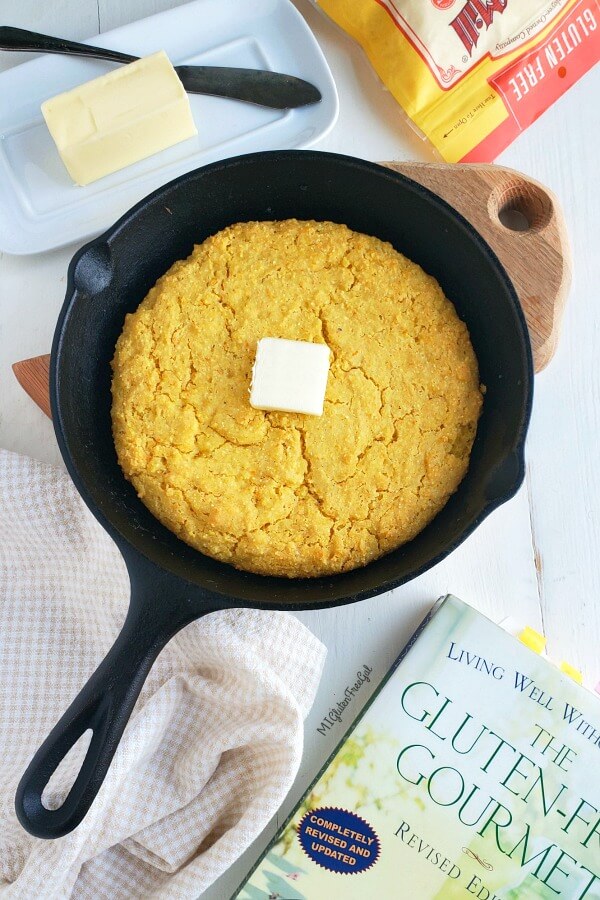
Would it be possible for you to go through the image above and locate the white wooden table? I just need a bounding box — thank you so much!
[0,1,598,896]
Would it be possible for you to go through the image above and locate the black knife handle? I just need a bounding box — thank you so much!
[0,25,322,109]
[0,26,138,65]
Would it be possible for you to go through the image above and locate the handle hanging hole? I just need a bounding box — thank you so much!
[41,729,93,811]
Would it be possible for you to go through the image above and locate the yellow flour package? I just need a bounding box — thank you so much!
[317,0,600,161]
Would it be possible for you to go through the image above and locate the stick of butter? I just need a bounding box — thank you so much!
[250,337,331,416]
[41,50,197,186]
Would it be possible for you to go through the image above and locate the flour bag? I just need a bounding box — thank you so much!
[316,0,600,160]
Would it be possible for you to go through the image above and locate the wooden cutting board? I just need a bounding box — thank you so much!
[13,353,51,418]
[13,162,571,417]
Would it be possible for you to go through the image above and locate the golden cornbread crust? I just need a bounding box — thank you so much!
[111,220,483,578]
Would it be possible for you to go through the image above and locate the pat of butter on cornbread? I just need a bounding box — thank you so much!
[41,50,197,186]
[250,338,331,415]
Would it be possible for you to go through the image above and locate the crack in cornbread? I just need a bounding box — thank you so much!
[111,220,483,577]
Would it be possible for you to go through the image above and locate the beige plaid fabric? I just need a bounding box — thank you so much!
[0,449,326,898]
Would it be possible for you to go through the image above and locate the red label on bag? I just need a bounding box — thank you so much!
[489,0,600,131]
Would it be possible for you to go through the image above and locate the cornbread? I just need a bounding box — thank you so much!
[111,219,483,578]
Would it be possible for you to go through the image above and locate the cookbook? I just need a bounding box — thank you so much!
[234,595,600,899]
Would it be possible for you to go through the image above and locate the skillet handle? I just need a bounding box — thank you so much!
[15,565,208,839]
[382,162,572,373]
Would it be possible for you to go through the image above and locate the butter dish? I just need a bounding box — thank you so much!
[0,0,338,255]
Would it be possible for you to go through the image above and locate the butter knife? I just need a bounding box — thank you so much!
[0,26,322,109]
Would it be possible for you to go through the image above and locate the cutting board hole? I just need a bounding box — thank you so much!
[498,207,530,232]
[489,182,553,233]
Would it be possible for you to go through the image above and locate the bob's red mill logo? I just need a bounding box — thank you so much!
[450,0,509,54]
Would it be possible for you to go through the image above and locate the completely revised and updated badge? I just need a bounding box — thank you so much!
[297,806,380,874]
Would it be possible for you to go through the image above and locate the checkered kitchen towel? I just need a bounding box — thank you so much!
[0,449,326,898]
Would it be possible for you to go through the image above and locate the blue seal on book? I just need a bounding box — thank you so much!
[297,806,380,874]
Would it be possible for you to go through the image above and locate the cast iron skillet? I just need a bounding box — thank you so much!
[15,150,533,839]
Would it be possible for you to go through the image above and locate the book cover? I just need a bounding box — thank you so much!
[234,595,600,899]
